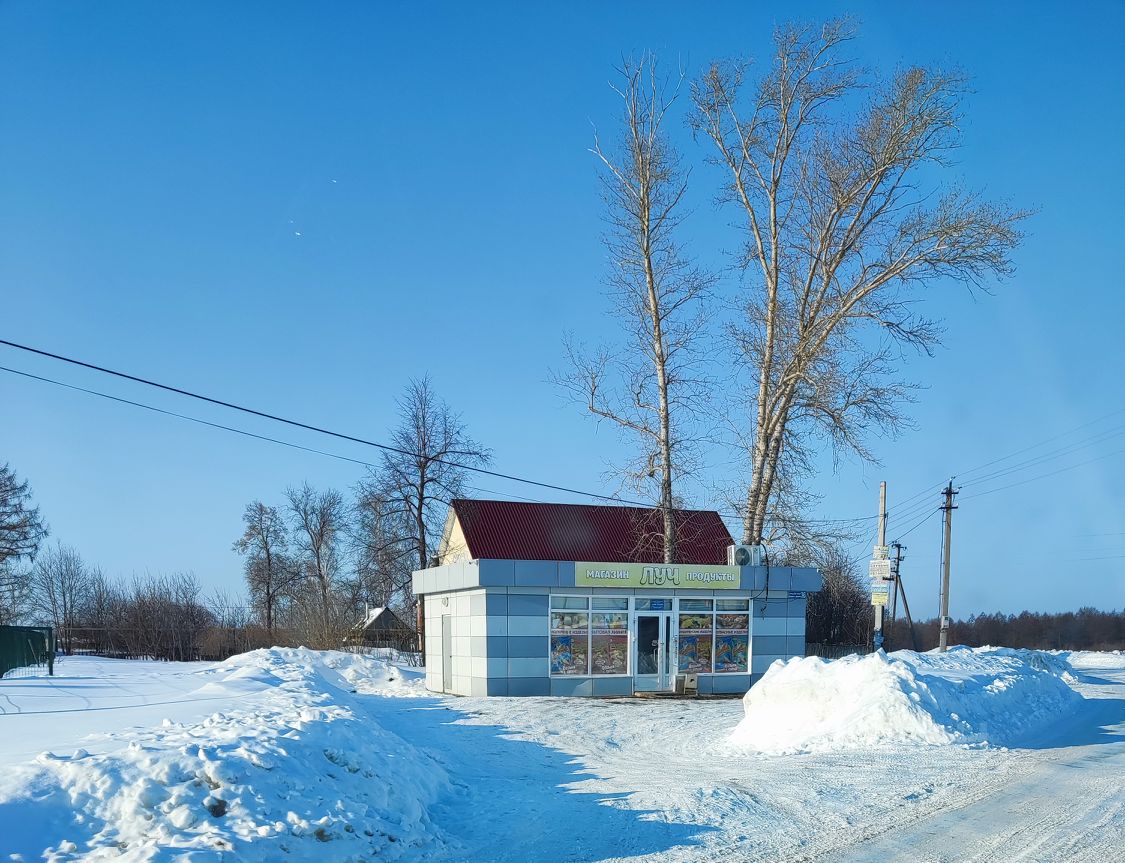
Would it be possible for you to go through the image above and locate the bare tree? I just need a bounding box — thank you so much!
[0,464,46,566]
[286,482,345,646]
[361,377,490,574]
[201,590,265,660]
[350,485,414,611]
[691,19,1028,544]
[233,501,297,638]
[356,378,489,652]
[78,567,127,656]
[559,58,712,563]
[0,464,48,617]
[803,547,871,646]
[119,572,212,661]
[29,544,91,654]
[0,569,30,625]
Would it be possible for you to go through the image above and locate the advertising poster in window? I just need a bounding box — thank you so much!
[550,611,589,675]
[715,614,749,673]
[678,613,713,673]
[590,612,628,675]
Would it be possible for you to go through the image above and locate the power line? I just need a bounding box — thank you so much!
[888,491,946,527]
[0,340,672,507]
[0,365,380,471]
[889,480,946,513]
[894,506,941,543]
[958,422,1125,489]
[886,406,1125,521]
[953,405,1125,481]
[35,335,1118,529]
[1,339,885,526]
[960,445,1125,502]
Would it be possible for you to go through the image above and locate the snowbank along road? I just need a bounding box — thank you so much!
[0,647,1122,862]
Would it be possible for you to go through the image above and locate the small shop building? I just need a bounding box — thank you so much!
[413,499,823,697]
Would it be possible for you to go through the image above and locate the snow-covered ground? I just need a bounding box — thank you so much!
[1,647,1122,862]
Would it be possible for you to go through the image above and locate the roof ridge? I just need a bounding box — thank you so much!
[450,497,724,515]
[446,498,734,565]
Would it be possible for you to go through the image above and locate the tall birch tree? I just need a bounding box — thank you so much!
[561,57,712,563]
[691,20,1027,544]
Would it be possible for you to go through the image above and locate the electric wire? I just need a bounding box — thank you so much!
[1,361,689,521]
[889,406,1125,518]
[957,422,1125,489]
[0,365,381,471]
[0,339,659,505]
[952,405,1125,481]
[10,336,1120,530]
[893,507,941,543]
[960,444,1125,502]
[887,492,945,526]
[0,340,883,525]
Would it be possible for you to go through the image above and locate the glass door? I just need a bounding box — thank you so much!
[633,612,674,692]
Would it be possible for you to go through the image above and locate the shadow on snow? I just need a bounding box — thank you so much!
[1018,667,1125,750]
[365,696,711,863]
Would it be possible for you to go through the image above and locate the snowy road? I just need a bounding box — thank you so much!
[441,651,1125,862]
[1,650,1122,861]
[824,655,1125,863]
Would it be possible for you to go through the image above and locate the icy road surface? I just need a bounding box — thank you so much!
[0,649,1122,862]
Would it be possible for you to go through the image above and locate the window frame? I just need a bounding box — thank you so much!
[546,593,752,678]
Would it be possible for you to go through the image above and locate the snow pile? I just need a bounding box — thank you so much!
[0,648,445,862]
[290,647,426,698]
[729,647,1084,753]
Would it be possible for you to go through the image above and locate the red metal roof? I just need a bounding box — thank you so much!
[449,499,734,565]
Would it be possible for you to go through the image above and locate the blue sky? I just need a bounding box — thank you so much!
[2,1,1123,619]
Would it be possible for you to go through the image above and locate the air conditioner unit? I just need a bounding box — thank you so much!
[727,544,764,567]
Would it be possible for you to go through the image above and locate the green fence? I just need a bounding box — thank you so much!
[0,625,55,678]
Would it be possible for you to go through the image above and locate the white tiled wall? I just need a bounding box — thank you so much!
[422,588,489,696]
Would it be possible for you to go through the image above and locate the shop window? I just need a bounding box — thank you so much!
[677,612,714,673]
[679,599,714,611]
[551,596,589,610]
[549,596,631,676]
[715,613,749,673]
[550,611,589,674]
[717,599,750,611]
[591,597,628,610]
[590,613,629,674]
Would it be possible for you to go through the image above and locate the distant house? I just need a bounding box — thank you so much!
[347,606,411,650]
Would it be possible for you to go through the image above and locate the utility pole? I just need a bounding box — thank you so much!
[890,541,920,651]
[888,541,903,641]
[938,481,958,652]
[871,481,890,650]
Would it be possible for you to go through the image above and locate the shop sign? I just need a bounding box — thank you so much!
[575,562,742,590]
